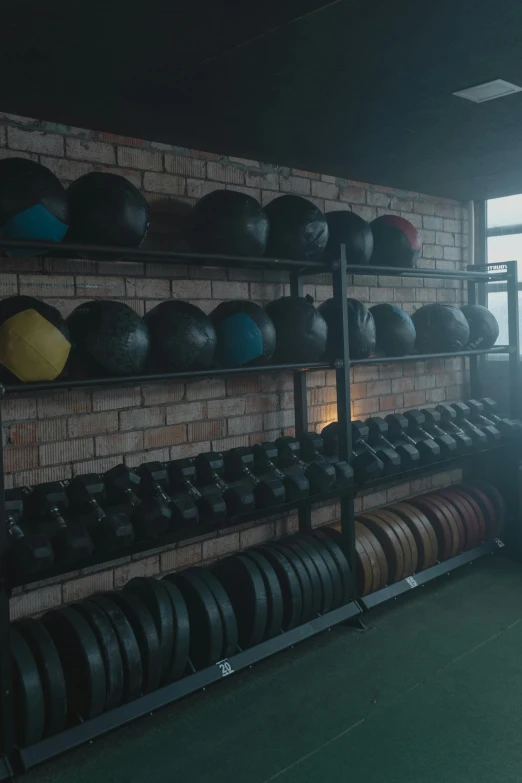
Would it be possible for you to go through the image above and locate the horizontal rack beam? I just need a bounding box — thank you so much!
[15,599,362,773]
[351,346,511,365]
[486,225,522,238]
[345,263,506,281]
[360,539,502,611]
[2,361,333,396]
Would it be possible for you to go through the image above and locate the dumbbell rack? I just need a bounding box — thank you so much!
[0,238,518,778]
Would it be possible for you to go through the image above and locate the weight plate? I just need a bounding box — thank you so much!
[391,502,437,570]
[293,536,335,614]
[467,482,505,536]
[15,618,67,737]
[352,522,386,590]
[370,508,418,577]
[422,494,460,558]
[212,555,267,649]
[88,596,142,701]
[103,591,162,694]
[157,579,190,680]
[407,496,453,561]
[11,626,46,747]
[71,601,124,711]
[355,533,374,596]
[270,542,314,623]
[124,578,175,684]
[280,539,323,617]
[436,489,476,550]
[300,533,342,610]
[255,545,303,630]
[316,528,355,600]
[356,513,405,583]
[459,484,497,540]
[451,488,487,545]
[41,607,106,720]
[184,568,239,658]
[164,571,223,669]
[241,550,283,639]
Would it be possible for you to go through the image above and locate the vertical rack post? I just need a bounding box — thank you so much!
[289,272,312,532]
[0,391,14,759]
[331,247,355,581]
[506,260,521,419]
[466,277,480,399]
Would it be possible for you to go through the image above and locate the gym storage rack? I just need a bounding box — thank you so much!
[0,238,518,778]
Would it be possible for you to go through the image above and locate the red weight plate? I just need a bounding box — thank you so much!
[371,508,418,577]
[357,513,404,583]
[434,489,473,550]
[459,484,497,539]
[468,482,505,537]
[391,502,437,570]
[355,535,373,596]
[407,496,453,560]
[355,522,388,591]
[449,487,487,545]
[422,494,460,558]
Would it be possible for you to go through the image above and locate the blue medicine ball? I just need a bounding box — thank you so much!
[370,303,416,357]
[210,300,276,367]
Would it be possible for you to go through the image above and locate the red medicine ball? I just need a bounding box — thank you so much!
[370,215,421,268]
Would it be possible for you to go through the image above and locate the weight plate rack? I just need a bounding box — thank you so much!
[0,237,518,778]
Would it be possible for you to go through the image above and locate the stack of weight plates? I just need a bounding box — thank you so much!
[353,482,504,596]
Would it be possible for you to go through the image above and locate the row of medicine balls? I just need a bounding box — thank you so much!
[0,292,499,383]
[0,156,418,269]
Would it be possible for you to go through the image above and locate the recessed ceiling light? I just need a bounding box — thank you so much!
[453,79,522,103]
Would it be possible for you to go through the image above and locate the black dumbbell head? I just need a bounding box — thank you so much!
[131,499,171,540]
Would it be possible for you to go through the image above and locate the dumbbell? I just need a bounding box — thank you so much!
[366,417,419,467]
[30,482,95,563]
[104,463,173,539]
[67,475,135,551]
[403,410,444,459]
[417,408,459,455]
[465,400,502,444]
[276,435,336,493]
[434,404,473,451]
[322,422,382,483]
[5,489,54,577]
[480,398,522,437]
[385,413,438,464]
[137,462,199,530]
[352,420,400,475]
[448,403,488,448]
[224,447,286,509]
[195,452,255,515]
[252,442,310,501]
[166,459,227,524]
[299,432,354,488]
[104,464,141,507]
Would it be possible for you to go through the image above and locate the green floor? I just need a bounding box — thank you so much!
[21,554,522,783]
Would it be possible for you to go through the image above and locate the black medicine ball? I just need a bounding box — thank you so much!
[370,303,416,357]
[318,298,376,360]
[412,303,470,353]
[66,300,149,377]
[265,296,327,363]
[0,158,69,254]
[460,304,499,350]
[0,295,71,382]
[324,211,373,265]
[186,190,269,258]
[370,215,420,268]
[145,301,217,372]
[264,195,328,261]
[210,300,276,367]
[66,173,149,258]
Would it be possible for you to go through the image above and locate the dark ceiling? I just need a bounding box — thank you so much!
[3,0,522,200]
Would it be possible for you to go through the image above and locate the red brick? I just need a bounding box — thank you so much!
[435,231,454,246]
[96,431,143,456]
[413,200,435,215]
[240,522,275,549]
[309,181,337,200]
[226,184,262,201]
[367,190,390,207]
[99,132,146,147]
[261,190,280,207]
[211,280,249,299]
[261,373,294,392]
[379,394,404,411]
[113,556,160,588]
[0,149,38,163]
[164,154,206,177]
[186,179,217,198]
[361,490,387,511]
[8,126,64,156]
[119,407,165,431]
[434,203,457,219]
[40,437,94,466]
[68,411,118,437]
[366,380,392,397]
[308,404,337,425]
[143,425,185,450]
[40,156,93,181]
[10,586,62,621]
[19,274,74,298]
[391,377,415,393]
[307,387,337,406]
[189,148,221,160]
[124,448,170,468]
[339,185,366,204]
[93,166,142,189]
[263,410,294,430]
[63,571,114,604]
[186,379,226,400]
[73,456,123,475]
[249,282,285,301]
[75,275,126,297]
[170,441,211,460]
[414,374,436,390]
[202,533,240,561]
[171,279,212,299]
[144,171,185,195]
[245,394,278,413]
[245,170,279,190]
[188,419,227,441]
[160,542,203,573]
[227,377,261,396]
[207,162,244,185]
[66,138,115,164]
[36,418,68,442]
[8,422,36,446]
[12,464,72,488]
[227,414,262,435]
[369,287,394,302]
[207,398,246,418]
[37,391,91,418]
[279,176,310,195]
[165,402,203,425]
[212,435,249,451]
[117,147,162,171]
[275,513,299,537]
[425,387,446,403]
[93,387,141,412]
[403,390,427,407]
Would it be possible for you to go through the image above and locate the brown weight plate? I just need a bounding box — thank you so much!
[434,489,474,550]
[354,534,373,596]
[394,502,439,566]
[443,487,484,547]
[422,494,460,558]
[368,508,418,578]
[355,522,387,591]
[391,502,437,570]
[356,513,404,583]
[467,482,505,537]
[459,484,497,539]
[407,496,453,560]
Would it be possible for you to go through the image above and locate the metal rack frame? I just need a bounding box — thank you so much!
[0,238,518,777]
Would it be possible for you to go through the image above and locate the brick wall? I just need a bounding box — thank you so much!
[0,112,469,618]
